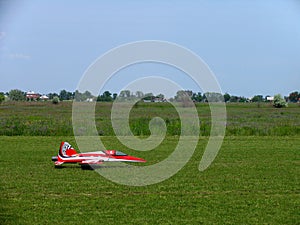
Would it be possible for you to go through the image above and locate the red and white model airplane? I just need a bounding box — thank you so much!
[52,142,146,168]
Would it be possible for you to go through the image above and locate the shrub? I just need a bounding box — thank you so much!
[273,94,287,108]
[0,93,5,104]
[52,96,60,104]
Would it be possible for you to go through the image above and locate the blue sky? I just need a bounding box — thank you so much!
[0,0,299,97]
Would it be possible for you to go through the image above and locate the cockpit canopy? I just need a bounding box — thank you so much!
[105,150,127,156]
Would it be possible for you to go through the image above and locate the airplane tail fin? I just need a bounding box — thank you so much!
[58,142,78,157]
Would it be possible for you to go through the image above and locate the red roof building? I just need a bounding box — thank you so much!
[26,91,40,100]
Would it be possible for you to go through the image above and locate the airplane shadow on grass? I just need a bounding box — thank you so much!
[54,164,133,170]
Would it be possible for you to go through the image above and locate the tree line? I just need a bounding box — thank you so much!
[0,89,299,105]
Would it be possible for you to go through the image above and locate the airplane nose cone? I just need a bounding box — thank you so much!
[135,157,146,163]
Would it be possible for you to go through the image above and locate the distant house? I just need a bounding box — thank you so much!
[40,95,49,101]
[266,96,274,101]
[143,96,166,103]
[26,91,40,101]
[153,97,166,102]
[85,98,94,102]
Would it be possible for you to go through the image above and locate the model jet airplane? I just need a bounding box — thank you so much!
[52,142,146,167]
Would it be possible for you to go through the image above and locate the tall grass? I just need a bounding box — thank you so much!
[0,116,73,136]
[0,101,299,136]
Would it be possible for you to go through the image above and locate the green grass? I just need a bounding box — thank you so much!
[0,102,299,224]
[0,101,300,136]
[1,136,299,224]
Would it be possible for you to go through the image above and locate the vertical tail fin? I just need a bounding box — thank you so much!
[59,142,78,157]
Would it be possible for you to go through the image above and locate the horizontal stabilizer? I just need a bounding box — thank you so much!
[55,161,64,166]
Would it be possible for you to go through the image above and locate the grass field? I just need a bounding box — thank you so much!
[0,102,299,224]
[0,136,299,224]
[0,101,299,136]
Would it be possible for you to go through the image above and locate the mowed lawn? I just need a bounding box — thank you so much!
[0,136,299,224]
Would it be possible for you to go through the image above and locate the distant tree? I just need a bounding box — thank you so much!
[202,93,207,102]
[288,91,299,103]
[143,94,155,101]
[74,90,84,101]
[223,93,231,102]
[8,89,26,101]
[74,90,94,101]
[174,90,194,107]
[97,91,113,102]
[59,90,67,101]
[251,95,264,102]
[141,93,155,101]
[0,92,5,104]
[238,96,248,102]
[192,92,202,102]
[119,90,131,98]
[83,91,93,99]
[135,91,144,99]
[117,90,134,101]
[229,95,248,102]
[273,94,287,108]
[103,91,112,101]
[184,90,193,97]
[156,93,165,99]
[204,92,224,102]
[175,90,193,102]
[112,93,118,100]
[47,92,59,100]
[144,92,154,98]
[229,95,239,102]
[59,90,73,101]
[175,90,185,101]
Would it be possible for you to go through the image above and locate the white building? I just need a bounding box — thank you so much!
[40,95,49,101]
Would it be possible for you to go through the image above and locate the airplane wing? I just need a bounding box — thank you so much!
[80,159,104,165]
